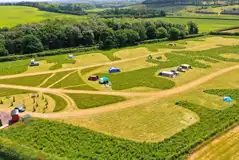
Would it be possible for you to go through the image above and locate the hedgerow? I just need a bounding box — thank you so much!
[0,89,238,159]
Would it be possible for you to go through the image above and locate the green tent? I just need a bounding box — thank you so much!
[99,77,109,84]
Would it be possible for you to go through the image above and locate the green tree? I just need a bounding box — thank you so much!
[115,30,128,47]
[0,42,8,56]
[146,25,158,39]
[99,28,116,49]
[157,27,169,38]
[125,29,139,45]
[187,21,199,34]
[22,35,43,54]
[169,27,180,40]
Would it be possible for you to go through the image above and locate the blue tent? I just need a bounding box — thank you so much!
[223,96,232,102]
[109,67,121,73]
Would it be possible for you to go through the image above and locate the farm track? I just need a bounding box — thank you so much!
[0,65,238,119]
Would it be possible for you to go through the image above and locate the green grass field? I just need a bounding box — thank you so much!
[65,85,97,91]
[0,6,83,28]
[67,93,125,109]
[0,74,51,86]
[0,88,31,97]
[0,60,29,75]
[40,71,73,88]
[46,93,68,112]
[52,71,85,88]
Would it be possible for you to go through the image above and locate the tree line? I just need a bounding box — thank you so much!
[0,19,198,56]
[0,2,95,16]
[143,0,239,6]
[99,8,166,18]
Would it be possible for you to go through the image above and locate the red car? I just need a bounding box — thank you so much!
[88,75,99,81]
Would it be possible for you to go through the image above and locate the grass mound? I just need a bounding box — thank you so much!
[67,93,125,109]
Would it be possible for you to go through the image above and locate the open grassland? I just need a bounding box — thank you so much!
[45,93,67,112]
[65,85,97,91]
[52,71,84,88]
[40,71,73,88]
[0,88,31,97]
[67,93,126,109]
[188,126,239,160]
[0,60,29,75]
[0,74,51,87]
[0,88,238,159]
[0,6,83,28]
[142,17,239,32]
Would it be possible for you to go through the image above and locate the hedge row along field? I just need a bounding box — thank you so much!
[0,89,238,159]
[67,93,125,109]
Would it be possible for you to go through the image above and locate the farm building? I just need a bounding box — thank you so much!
[88,75,99,81]
[11,109,20,122]
[159,71,176,78]
[99,77,109,84]
[109,67,121,73]
[181,64,192,69]
[29,59,39,66]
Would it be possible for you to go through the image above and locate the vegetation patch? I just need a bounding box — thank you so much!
[0,74,51,86]
[44,55,75,70]
[45,93,68,112]
[0,60,29,75]
[67,93,125,109]
[52,72,85,88]
[41,71,73,88]
[0,88,31,97]
[0,89,238,159]
[81,65,103,75]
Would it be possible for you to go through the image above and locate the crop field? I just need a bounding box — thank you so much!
[0,34,239,160]
[0,6,83,28]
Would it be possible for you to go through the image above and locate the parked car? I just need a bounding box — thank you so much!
[177,67,186,72]
[14,106,25,113]
[88,75,99,81]
[171,70,180,75]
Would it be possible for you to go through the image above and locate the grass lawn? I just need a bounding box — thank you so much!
[44,54,75,70]
[0,88,31,97]
[0,74,51,86]
[0,60,29,75]
[52,71,85,88]
[67,93,125,109]
[41,71,73,88]
[0,6,84,28]
[45,93,68,112]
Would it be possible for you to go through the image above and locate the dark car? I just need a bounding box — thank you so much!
[88,75,99,81]
[171,70,180,75]
[14,106,25,113]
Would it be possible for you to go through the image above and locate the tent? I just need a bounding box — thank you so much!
[99,77,109,84]
[109,67,121,73]
[223,96,232,103]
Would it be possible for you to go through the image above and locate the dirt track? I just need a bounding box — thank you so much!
[0,65,238,119]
